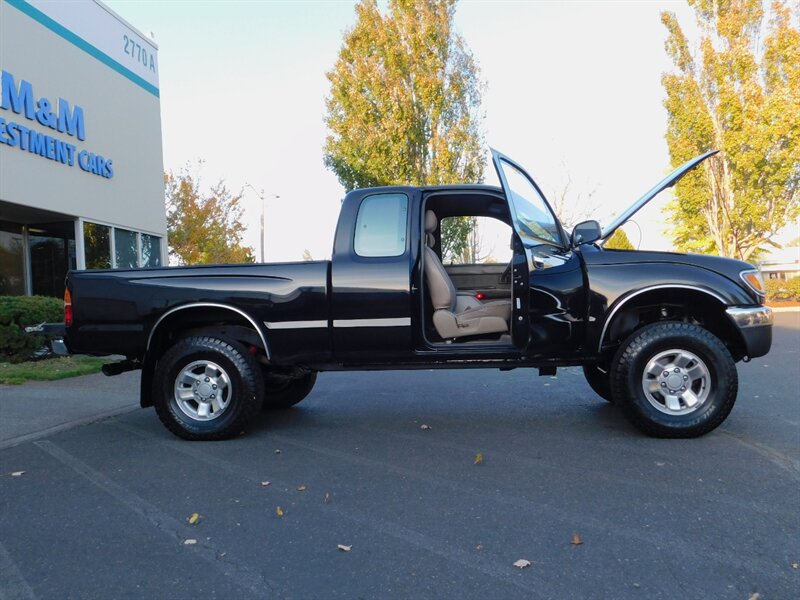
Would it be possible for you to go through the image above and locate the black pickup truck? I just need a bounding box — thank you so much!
[51,149,772,441]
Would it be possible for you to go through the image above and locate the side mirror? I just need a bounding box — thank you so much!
[571,220,602,247]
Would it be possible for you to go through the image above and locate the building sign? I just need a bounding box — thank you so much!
[0,70,114,178]
[9,0,159,96]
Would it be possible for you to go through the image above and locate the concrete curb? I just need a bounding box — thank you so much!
[768,306,800,313]
[0,403,139,451]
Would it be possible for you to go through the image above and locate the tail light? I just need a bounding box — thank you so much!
[475,293,485,300]
[64,288,73,327]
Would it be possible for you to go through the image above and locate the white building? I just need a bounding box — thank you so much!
[759,243,800,281]
[0,0,166,297]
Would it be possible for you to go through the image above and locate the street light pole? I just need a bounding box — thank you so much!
[260,199,265,264]
[245,185,279,263]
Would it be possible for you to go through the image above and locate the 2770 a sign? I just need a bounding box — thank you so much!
[123,34,156,72]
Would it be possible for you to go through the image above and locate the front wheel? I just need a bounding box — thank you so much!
[153,336,263,440]
[610,322,737,438]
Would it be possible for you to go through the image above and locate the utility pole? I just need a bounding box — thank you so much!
[245,184,279,263]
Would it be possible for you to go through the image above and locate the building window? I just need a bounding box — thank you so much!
[114,228,138,269]
[353,193,408,257]
[0,222,25,295]
[83,222,111,269]
[140,234,161,267]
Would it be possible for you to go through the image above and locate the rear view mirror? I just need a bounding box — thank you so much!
[571,220,602,247]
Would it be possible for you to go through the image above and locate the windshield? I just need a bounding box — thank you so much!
[497,158,562,245]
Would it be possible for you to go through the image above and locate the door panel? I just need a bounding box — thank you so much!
[444,264,510,299]
[330,190,417,362]
[526,246,585,357]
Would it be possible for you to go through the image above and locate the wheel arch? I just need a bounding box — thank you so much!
[140,303,270,408]
[597,285,747,361]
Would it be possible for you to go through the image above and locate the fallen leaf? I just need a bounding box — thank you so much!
[748,594,760,600]
[474,453,484,465]
[420,424,432,430]
[11,471,25,477]
[296,484,307,492]
[183,539,197,545]
[324,492,331,504]
[513,559,531,569]
[792,562,800,569]
[187,513,200,525]
[260,481,271,487]
[475,544,483,551]
[337,544,352,552]
[275,506,284,517]
[571,532,583,546]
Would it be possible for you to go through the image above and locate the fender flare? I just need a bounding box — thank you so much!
[596,284,728,352]
[146,302,271,360]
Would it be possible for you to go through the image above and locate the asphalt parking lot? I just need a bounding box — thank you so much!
[1,313,798,600]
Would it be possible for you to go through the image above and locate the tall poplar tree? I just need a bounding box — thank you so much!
[324,0,485,257]
[661,0,799,260]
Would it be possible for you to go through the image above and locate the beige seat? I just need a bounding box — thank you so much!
[423,210,512,339]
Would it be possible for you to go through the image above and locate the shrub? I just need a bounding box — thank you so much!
[0,296,64,363]
[765,278,789,301]
[764,276,800,302]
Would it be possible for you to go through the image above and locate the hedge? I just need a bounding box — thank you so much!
[764,277,800,302]
[0,296,64,364]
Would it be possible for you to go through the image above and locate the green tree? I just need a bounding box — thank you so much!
[441,216,474,263]
[661,0,800,261]
[165,167,254,265]
[324,0,485,256]
[604,228,635,250]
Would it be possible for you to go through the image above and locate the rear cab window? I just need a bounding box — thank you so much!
[354,193,409,257]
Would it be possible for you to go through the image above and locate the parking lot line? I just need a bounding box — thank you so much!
[32,440,289,600]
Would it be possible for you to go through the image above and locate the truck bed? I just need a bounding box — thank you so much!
[66,261,331,363]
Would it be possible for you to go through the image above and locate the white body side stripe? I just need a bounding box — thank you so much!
[333,318,411,328]
[263,320,327,329]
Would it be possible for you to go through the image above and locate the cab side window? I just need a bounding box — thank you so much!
[440,216,513,266]
[354,193,408,257]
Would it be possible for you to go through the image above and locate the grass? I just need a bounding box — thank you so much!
[0,356,106,385]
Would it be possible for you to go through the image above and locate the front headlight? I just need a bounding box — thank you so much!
[739,269,765,297]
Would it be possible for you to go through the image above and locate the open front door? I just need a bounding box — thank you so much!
[491,149,585,357]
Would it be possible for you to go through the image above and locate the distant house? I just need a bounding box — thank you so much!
[758,244,800,281]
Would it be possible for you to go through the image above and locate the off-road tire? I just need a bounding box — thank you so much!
[262,370,317,410]
[610,322,737,438]
[582,364,614,403]
[153,336,263,440]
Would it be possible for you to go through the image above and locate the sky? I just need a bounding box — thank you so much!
[103,0,771,262]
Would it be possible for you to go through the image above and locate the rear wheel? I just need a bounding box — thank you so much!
[153,336,263,440]
[610,322,737,438]
[262,370,317,410]
[582,364,613,403]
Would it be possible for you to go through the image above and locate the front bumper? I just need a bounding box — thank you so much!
[725,306,773,359]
